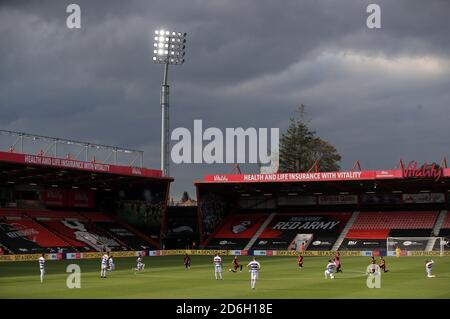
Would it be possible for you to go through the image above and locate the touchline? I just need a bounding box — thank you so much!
[171,120,279,166]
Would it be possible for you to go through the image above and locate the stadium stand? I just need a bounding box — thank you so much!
[341,211,439,250]
[251,212,351,251]
[205,212,352,251]
[206,213,269,249]
[0,208,159,253]
[349,211,437,230]
[435,212,450,250]
[440,212,450,230]
[0,210,72,253]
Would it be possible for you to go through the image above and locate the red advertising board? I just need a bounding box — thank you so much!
[43,189,68,207]
[202,167,450,184]
[202,170,405,183]
[43,189,94,208]
[68,189,94,208]
[0,151,164,179]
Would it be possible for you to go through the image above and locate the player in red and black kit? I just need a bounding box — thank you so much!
[229,256,243,272]
[184,253,191,269]
[379,256,388,273]
[334,251,342,273]
[297,254,304,270]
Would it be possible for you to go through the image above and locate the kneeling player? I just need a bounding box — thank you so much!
[425,260,435,278]
[184,253,191,269]
[379,256,388,273]
[247,257,261,290]
[229,256,243,272]
[135,254,145,272]
[324,259,336,279]
[366,259,381,276]
[334,251,342,272]
[297,254,304,270]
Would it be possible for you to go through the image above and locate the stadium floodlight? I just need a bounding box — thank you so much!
[152,29,187,177]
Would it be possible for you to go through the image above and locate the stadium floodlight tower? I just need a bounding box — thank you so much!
[153,29,186,177]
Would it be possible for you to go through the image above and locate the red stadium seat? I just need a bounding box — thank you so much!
[350,211,438,230]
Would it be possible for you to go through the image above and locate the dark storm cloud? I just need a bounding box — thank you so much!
[0,0,449,198]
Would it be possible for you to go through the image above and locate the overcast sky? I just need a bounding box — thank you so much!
[1,0,449,198]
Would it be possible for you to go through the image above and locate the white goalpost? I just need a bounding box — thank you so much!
[386,237,445,256]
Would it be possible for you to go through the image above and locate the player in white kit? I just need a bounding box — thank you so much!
[38,253,45,283]
[425,260,435,278]
[366,259,381,276]
[247,257,261,290]
[213,254,223,280]
[100,252,109,278]
[108,255,115,271]
[324,259,336,279]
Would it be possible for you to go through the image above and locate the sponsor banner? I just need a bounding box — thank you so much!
[341,251,364,257]
[403,161,444,181]
[372,250,380,257]
[0,253,42,262]
[253,250,267,256]
[0,151,163,179]
[47,253,62,260]
[408,251,443,257]
[68,189,95,208]
[387,251,397,257]
[43,189,68,207]
[191,249,227,256]
[309,238,335,250]
[81,252,103,259]
[318,195,358,205]
[49,253,57,260]
[362,250,385,257]
[278,195,316,206]
[109,251,136,258]
[374,170,404,179]
[208,238,249,249]
[202,167,450,184]
[274,250,299,256]
[6,249,440,261]
[229,250,242,256]
[360,194,402,205]
[343,239,386,250]
[402,193,445,204]
[273,250,364,257]
[65,252,82,260]
[203,170,405,183]
[161,249,228,256]
[160,249,187,256]
[0,255,18,262]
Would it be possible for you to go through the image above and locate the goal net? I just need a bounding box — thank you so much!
[387,237,446,256]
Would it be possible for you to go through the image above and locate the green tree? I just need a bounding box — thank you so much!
[181,191,191,202]
[278,105,341,173]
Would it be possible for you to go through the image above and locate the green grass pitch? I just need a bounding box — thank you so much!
[0,256,449,298]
